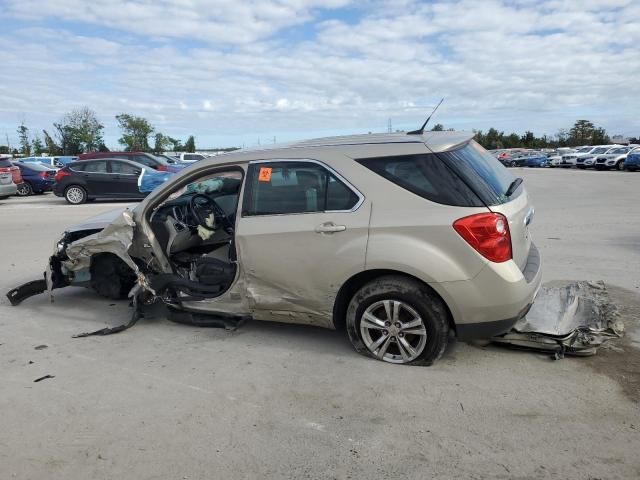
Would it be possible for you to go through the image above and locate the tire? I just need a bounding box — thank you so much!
[64,185,87,204]
[346,275,449,366]
[16,182,33,196]
[509,161,517,167]
[617,161,625,171]
[90,254,137,300]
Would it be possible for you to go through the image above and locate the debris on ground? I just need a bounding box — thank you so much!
[33,375,55,383]
[34,344,48,350]
[492,280,624,357]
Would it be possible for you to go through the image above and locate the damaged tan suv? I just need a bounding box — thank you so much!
[8,131,542,365]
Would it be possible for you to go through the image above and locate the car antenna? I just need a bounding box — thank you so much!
[407,97,445,135]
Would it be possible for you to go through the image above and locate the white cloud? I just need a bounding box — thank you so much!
[0,0,639,147]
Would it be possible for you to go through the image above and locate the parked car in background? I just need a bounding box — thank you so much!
[575,146,618,169]
[12,161,56,196]
[525,153,549,168]
[52,156,79,166]
[561,146,602,168]
[623,147,640,171]
[78,152,185,173]
[53,158,147,204]
[179,152,207,163]
[19,156,63,169]
[594,146,633,170]
[546,148,575,167]
[0,157,19,198]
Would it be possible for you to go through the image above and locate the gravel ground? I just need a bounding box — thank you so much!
[1,168,639,479]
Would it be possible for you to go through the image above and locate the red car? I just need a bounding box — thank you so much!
[0,157,23,198]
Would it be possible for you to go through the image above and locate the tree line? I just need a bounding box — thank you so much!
[1,107,199,156]
[469,120,636,150]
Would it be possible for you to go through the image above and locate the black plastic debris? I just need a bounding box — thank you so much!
[34,344,48,350]
[492,281,624,357]
[33,375,55,383]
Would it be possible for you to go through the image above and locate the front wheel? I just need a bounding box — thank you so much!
[16,182,33,196]
[509,160,517,167]
[346,276,449,366]
[617,161,625,171]
[64,185,87,204]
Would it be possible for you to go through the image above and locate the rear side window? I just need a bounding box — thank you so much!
[357,153,484,207]
[243,161,360,215]
[83,161,108,173]
[109,161,140,174]
[358,141,517,207]
[134,155,159,168]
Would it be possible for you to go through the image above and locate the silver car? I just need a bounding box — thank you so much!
[0,157,18,198]
[8,132,542,365]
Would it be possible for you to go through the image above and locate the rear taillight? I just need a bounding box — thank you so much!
[453,212,512,263]
[54,169,71,182]
[156,164,168,172]
[38,171,48,178]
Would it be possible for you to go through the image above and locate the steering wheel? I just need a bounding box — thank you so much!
[188,194,233,233]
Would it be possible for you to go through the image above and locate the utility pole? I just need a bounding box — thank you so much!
[387,118,392,133]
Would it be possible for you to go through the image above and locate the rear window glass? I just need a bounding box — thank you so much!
[20,162,51,172]
[357,141,516,206]
[0,159,13,168]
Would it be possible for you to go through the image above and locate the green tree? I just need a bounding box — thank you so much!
[184,135,196,153]
[31,135,45,155]
[116,113,154,151]
[0,145,9,154]
[568,120,595,146]
[430,123,444,131]
[54,107,104,154]
[42,130,61,155]
[165,136,183,152]
[153,133,172,154]
[591,127,610,145]
[17,122,31,155]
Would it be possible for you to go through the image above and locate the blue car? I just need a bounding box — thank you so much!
[12,161,56,196]
[624,149,640,171]
[525,154,549,167]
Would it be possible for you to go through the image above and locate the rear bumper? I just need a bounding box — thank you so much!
[0,183,17,197]
[432,243,543,339]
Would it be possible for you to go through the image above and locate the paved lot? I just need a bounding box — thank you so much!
[1,169,639,479]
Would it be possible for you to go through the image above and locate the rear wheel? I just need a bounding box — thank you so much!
[509,160,517,167]
[617,161,625,171]
[346,276,449,366]
[64,185,86,204]
[16,182,33,196]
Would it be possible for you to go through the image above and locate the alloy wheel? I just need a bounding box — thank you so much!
[66,187,85,204]
[16,183,32,196]
[360,300,427,364]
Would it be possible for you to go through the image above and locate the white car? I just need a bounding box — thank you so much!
[594,146,634,170]
[561,145,614,168]
[576,145,620,169]
[179,153,207,163]
[547,148,576,167]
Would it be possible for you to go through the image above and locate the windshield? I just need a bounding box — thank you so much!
[576,147,592,152]
[592,147,609,154]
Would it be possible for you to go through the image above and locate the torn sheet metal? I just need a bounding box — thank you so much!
[492,281,624,357]
[52,209,155,299]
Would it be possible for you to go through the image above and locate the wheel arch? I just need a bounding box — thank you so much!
[332,269,456,334]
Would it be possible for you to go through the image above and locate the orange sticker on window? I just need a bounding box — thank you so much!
[258,167,272,182]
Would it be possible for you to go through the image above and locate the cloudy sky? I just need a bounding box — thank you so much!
[1,0,638,149]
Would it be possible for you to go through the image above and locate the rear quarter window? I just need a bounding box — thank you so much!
[356,153,484,207]
[357,141,517,207]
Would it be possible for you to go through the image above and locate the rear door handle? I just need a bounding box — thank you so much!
[315,222,346,234]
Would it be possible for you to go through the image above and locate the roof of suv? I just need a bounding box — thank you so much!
[234,131,475,156]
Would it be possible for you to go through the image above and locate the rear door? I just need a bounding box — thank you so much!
[81,160,113,195]
[108,160,144,197]
[236,160,369,327]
